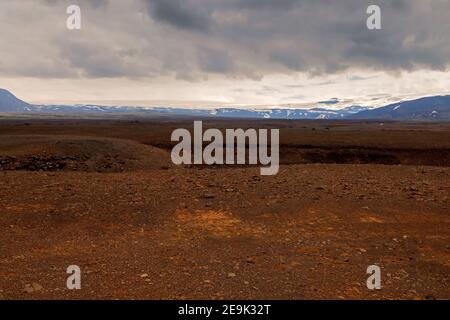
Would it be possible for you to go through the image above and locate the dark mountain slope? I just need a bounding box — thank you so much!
[349,95,450,120]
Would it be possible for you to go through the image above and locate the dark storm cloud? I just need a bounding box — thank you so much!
[270,48,304,71]
[1,0,449,80]
[141,0,450,76]
[145,0,212,31]
[231,0,300,11]
[198,47,234,73]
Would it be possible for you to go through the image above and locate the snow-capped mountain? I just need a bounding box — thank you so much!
[349,95,450,120]
[0,88,32,112]
[0,89,370,119]
[1,88,449,120]
[25,104,369,119]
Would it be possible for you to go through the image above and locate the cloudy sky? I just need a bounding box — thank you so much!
[1,0,450,107]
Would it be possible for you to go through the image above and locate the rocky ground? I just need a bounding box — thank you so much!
[0,119,449,300]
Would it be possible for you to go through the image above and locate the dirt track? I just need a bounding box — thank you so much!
[0,118,449,300]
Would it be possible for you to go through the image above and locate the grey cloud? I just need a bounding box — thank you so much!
[198,47,234,73]
[56,38,156,78]
[86,0,109,9]
[145,0,212,31]
[270,48,304,71]
[231,0,301,11]
[44,0,109,8]
[0,0,449,81]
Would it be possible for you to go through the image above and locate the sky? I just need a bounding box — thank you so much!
[1,0,450,108]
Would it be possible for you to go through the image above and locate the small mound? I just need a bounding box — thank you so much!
[0,135,172,172]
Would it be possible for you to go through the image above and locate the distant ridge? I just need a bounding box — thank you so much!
[0,89,31,112]
[349,95,450,120]
[1,88,450,120]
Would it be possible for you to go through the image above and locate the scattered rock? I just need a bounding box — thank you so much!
[246,257,257,264]
[23,283,43,293]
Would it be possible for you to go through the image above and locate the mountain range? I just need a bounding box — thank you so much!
[1,88,449,120]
